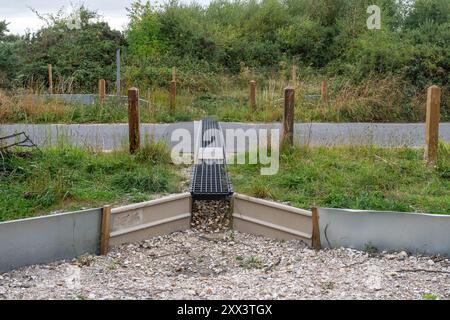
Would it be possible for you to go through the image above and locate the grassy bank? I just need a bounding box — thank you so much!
[0,142,182,222]
[229,144,450,215]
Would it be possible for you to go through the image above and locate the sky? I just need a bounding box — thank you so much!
[0,0,211,35]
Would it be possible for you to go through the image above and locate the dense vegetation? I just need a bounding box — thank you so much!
[229,144,450,214]
[0,0,449,122]
[0,7,125,92]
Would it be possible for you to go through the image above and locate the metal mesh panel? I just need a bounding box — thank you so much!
[190,118,233,200]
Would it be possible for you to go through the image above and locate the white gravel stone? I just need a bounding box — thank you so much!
[0,230,448,300]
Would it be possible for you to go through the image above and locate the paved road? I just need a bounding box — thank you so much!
[1,122,449,152]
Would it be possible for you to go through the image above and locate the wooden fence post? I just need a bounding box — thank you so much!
[128,87,140,154]
[282,87,295,147]
[250,80,256,112]
[100,205,112,255]
[99,79,106,105]
[311,207,321,251]
[170,80,177,112]
[48,64,53,94]
[321,79,328,104]
[424,85,441,164]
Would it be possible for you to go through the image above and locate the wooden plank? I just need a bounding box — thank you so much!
[100,205,111,255]
[282,87,295,147]
[311,207,321,250]
[128,87,140,154]
[99,79,106,105]
[321,80,328,104]
[424,85,441,164]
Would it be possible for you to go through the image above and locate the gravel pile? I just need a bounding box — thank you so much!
[0,230,449,300]
[191,200,232,233]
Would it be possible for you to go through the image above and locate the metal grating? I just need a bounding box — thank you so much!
[190,118,233,200]
[190,163,233,200]
[201,118,222,148]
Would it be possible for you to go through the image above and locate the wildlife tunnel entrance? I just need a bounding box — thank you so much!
[190,118,233,232]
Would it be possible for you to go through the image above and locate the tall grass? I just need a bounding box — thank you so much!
[1,74,448,124]
[229,144,450,215]
[0,141,181,221]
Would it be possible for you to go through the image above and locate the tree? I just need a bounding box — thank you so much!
[0,20,8,40]
[19,5,125,92]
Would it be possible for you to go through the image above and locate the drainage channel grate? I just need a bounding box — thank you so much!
[190,163,233,200]
[190,118,233,200]
[201,118,222,148]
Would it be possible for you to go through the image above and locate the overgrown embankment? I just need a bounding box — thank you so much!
[229,145,450,215]
[0,142,181,221]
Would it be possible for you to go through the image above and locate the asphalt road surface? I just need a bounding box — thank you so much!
[1,122,449,153]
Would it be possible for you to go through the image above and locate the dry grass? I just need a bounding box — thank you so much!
[1,75,447,124]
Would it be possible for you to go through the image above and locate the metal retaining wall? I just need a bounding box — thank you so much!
[3,193,449,273]
[317,208,450,257]
[232,193,313,246]
[0,208,102,273]
[109,193,192,247]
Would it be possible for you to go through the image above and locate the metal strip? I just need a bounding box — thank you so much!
[233,214,312,239]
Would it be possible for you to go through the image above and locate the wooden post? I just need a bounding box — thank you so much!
[311,207,321,250]
[424,85,441,164]
[48,64,53,94]
[172,67,177,82]
[100,205,111,255]
[249,80,256,112]
[116,48,121,96]
[128,87,140,154]
[170,80,177,112]
[282,87,295,147]
[321,79,328,104]
[99,79,106,105]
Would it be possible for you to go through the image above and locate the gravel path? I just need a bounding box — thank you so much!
[0,230,449,300]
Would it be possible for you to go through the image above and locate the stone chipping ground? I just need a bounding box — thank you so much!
[0,230,449,300]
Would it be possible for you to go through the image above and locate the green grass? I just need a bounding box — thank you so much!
[229,144,450,215]
[421,293,439,300]
[236,256,264,269]
[0,142,181,222]
[2,142,449,222]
